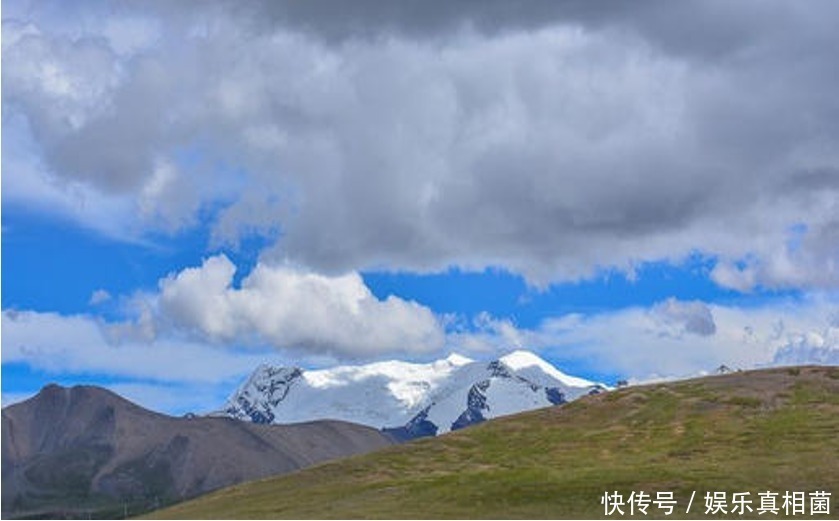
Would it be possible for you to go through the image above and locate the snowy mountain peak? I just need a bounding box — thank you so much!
[499,350,597,388]
[217,350,606,436]
[499,349,550,369]
[221,364,303,424]
[444,353,474,366]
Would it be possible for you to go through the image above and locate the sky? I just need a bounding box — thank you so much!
[3,0,839,415]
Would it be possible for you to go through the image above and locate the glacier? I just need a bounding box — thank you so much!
[214,350,607,437]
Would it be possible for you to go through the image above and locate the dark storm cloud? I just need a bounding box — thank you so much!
[236,0,821,63]
[3,0,839,288]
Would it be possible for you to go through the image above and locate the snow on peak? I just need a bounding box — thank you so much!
[218,349,605,434]
[499,350,550,369]
[444,353,473,366]
[499,349,596,388]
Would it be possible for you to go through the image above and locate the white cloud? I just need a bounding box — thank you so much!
[0,300,440,414]
[651,298,716,337]
[154,255,445,357]
[88,289,112,305]
[1,309,272,383]
[773,327,839,366]
[711,218,839,291]
[4,294,837,413]
[446,297,839,380]
[445,312,527,355]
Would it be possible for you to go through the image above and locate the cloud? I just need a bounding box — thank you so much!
[445,312,527,355]
[177,0,827,65]
[5,294,838,413]
[711,219,839,291]
[1,309,271,383]
[446,297,838,379]
[1,294,440,414]
[154,255,445,357]
[3,2,839,288]
[651,298,716,337]
[88,289,112,306]
[773,327,839,366]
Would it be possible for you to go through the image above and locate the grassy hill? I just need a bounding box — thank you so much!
[146,366,839,519]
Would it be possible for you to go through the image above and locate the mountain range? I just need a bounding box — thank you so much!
[216,350,607,438]
[1,384,393,518]
[1,350,605,518]
[151,365,839,519]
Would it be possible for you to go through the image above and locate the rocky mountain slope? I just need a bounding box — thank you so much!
[1,384,393,519]
[217,350,606,437]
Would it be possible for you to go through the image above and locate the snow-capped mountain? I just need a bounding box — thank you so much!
[215,350,607,437]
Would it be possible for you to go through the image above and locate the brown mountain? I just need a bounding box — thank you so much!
[1,384,394,518]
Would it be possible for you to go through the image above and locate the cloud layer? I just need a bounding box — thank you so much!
[1,309,271,384]
[4,1,839,288]
[153,255,444,356]
[446,296,839,379]
[6,293,838,400]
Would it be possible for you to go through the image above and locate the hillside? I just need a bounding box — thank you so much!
[148,365,839,519]
[1,384,393,519]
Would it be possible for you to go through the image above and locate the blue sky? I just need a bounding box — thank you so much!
[3,1,839,414]
[5,204,755,321]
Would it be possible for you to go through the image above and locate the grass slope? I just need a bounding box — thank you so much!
[147,366,839,519]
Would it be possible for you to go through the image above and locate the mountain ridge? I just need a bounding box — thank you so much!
[1,383,393,519]
[215,350,607,436]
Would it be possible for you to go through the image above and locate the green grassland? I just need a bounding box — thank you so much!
[146,366,839,519]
